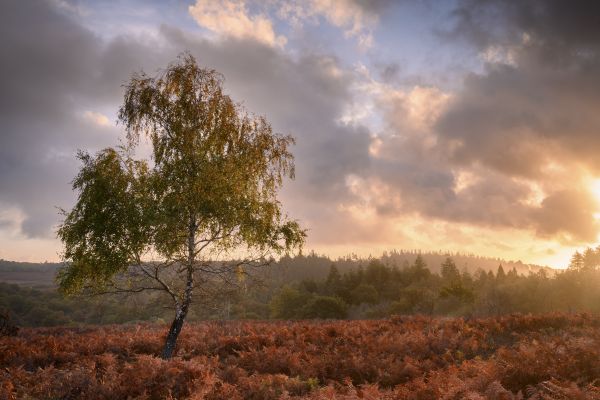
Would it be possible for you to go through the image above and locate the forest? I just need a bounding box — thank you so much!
[1,247,600,327]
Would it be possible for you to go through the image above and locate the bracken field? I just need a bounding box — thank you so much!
[2,313,600,399]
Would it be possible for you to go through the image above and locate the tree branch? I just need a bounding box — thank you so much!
[140,264,179,305]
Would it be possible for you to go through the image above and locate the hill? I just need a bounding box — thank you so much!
[0,260,60,288]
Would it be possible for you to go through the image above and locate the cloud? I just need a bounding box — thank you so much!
[0,0,114,237]
[425,0,600,243]
[0,206,24,233]
[532,190,600,243]
[376,85,451,136]
[276,0,391,48]
[2,0,599,264]
[308,0,376,47]
[189,0,287,48]
[331,1,600,246]
[83,111,111,127]
[446,1,600,170]
[0,1,183,238]
[0,0,371,247]
[161,28,373,242]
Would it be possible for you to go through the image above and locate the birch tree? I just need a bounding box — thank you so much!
[57,54,305,359]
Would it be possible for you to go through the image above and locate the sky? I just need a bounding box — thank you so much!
[1,0,600,268]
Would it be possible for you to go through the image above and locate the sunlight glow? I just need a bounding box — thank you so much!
[589,179,600,205]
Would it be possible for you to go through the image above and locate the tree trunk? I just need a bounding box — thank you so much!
[162,215,196,359]
[161,306,188,359]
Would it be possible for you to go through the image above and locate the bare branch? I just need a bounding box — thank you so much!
[139,264,179,305]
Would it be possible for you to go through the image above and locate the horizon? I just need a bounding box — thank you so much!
[2,0,600,269]
[0,247,564,271]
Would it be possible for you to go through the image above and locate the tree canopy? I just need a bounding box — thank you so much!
[58,53,305,358]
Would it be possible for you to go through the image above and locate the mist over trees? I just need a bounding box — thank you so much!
[4,247,600,327]
[270,247,600,319]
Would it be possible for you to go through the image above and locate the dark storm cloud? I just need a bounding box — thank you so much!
[0,0,370,240]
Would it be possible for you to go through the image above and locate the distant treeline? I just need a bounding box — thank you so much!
[0,260,61,271]
[0,250,546,287]
[268,250,547,283]
[269,251,600,319]
[0,260,60,287]
[1,249,597,326]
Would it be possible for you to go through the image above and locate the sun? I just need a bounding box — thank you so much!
[588,179,600,221]
[590,179,600,201]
